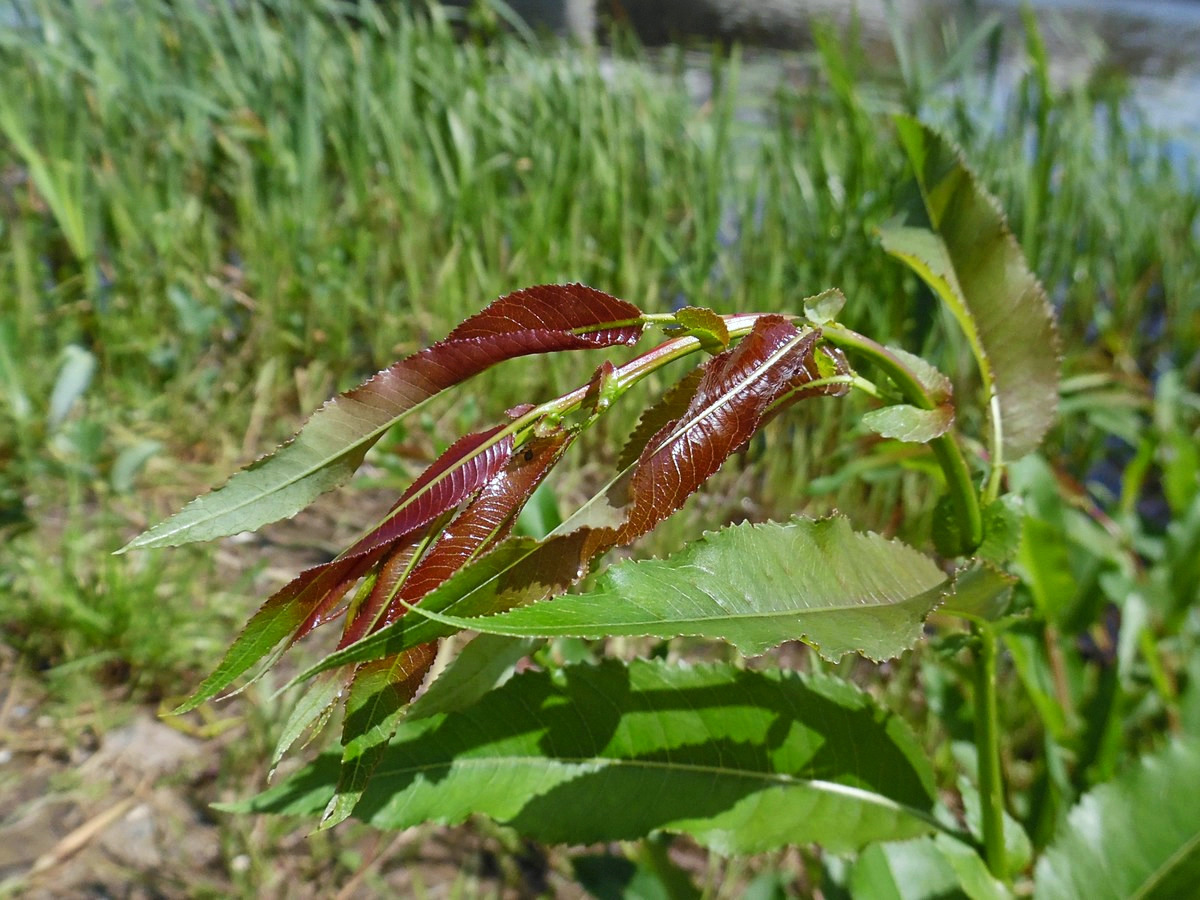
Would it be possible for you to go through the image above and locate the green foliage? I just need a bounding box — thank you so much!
[1034,739,1200,899]
[234,659,944,854]
[881,118,1061,466]
[400,516,948,661]
[2,0,1198,894]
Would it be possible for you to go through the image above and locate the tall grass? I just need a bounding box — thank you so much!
[1,0,1197,689]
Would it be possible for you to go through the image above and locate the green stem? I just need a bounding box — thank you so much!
[974,622,1007,881]
[822,325,984,551]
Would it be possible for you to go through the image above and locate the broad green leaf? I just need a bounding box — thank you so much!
[850,836,1007,900]
[235,659,943,854]
[399,516,947,662]
[1034,739,1200,900]
[862,404,954,443]
[883,117,1059,460]
[122,284,644,551]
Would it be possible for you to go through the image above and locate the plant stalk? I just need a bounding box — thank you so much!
[822,326,984,551]
[974,622,1007,881]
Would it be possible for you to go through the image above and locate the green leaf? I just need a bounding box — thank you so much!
[883,117,1060,460]
[977,496,1023,565]
[940,561,1017,622]
[674,306,730,352]
[861,404,954,443]
[850,836,1007,900]
[804,289,846,325]
[290,319,840,682]
[398,516,947,662]
[884,346,953,404]
[122,285,644,551]
[1034,739,1200,900]
[235,659,943,853]
[406,634,540,721]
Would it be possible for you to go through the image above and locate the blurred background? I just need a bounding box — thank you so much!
[1,0,1197,895]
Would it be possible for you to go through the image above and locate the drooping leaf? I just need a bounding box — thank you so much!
[270,670,346,778]
[1034,739,1200,900]
[861,404,954,443]
[326,642,440,827]
[402,516,948,662]
[174,541,394,713]
[295,319,838,677]
[235,659,943,854]
[172,427,516,713]
[122,284,644,551]
[881,117,1060,460]
[326,428,575,826]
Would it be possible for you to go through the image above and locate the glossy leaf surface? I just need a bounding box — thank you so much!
[124,284,643,550]
[295,319,836,677]
[326,429,573,825]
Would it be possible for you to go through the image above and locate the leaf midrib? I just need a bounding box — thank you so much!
[371,753,935,822]
[464,584,947,633]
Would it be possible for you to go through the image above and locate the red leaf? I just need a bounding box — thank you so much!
[130,284,643,551]
[377,427,576,629]
[342,426,514,560]
[383,320,831,635]
[617,367,704,469]
[619,317,821,540]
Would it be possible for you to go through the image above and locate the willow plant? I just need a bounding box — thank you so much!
[125,119,1064,889]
